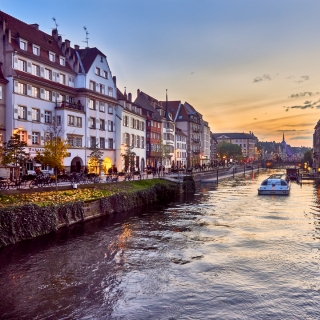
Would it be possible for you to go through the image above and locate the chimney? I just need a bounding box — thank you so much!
[128,93,132,102]
[65,39,70,48]
[30,23,39,30]
[112,75,116,86]
[74,44,79,50]
[52,28,58,40]
[137,89,140,97]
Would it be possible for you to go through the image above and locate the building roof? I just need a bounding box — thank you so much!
[0,11,73,72]
[175,127,187,137]
[134,91,162,121]
[212,133,257,140]
[77,47,106,73]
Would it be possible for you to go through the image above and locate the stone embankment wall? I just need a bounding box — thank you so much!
[0,181,181,248]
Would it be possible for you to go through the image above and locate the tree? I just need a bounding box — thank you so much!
[217,142,243,161]
[88,143,104,174]
[303,149,313,166]
[121,145,136,172]
[36,124,69,190]
[0,133,29,179]
[155,137,171,175]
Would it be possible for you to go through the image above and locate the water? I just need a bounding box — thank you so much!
[1,170,320,319]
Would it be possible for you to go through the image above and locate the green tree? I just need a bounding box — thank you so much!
[0,133,29,179]
[303,149,313,166]
[36,124,69,190]
[121,145,136,172]
[217,142,243,161]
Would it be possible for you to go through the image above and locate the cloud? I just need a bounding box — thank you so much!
[254,118,257,120]
[286,76,295,79]
[294,75,309,83]
[253,74,271,83]
[289,135,312,140]
[284,98,320,111]
[190,72,194,75]
[276,129,306,132]
[288,92,319,99]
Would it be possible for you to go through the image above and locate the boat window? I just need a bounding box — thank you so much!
[281,181,287,186]
[262,180,268,186]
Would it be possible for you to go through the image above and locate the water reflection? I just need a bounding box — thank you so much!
[1,170,320,319]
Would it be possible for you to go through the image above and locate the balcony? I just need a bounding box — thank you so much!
[193,149,201,154]
[192,127,200,133]
[56,100,85,112]
[192,137,200,143]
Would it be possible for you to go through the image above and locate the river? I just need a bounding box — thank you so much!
[1,170,320,319]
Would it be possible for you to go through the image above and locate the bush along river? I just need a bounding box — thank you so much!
[1,170,320,319]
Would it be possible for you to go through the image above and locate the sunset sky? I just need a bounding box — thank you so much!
[1,0,320,147]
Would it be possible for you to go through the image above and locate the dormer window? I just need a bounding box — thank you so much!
[103,70,108,79]
[20,39,27,50]
[32,44,40,56]
[100,56,103,62]
[59,57,65,66]
[95,67,100,75]
[49,52,55,62]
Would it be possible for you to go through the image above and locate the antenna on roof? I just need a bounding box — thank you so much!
[52,17,58,29]
[83,26,89,47]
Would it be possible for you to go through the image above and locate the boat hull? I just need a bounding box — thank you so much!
[258,189,290,195]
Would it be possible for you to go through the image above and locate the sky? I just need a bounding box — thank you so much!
[1,0,320,147]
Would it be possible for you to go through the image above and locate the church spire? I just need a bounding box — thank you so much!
[282,131,285,142]
[164,89,171,121]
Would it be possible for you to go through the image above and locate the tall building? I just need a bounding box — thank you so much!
[0,11,119,175]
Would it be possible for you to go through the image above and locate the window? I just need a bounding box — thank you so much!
[108,120,114,132]
[108,87,113,97]
[146,143,149,151]
[90,136,96,148]
[89,99,96,110]
[89,117,96,129]
[131,134,135,147]
[32,45,40,56]
[76,117,82,127]
[18,59,27,72]
[45,68,52,80]
[104,70,108,79]
[141,122,145,131]
[100,119,105,130]
[141,137,145,149]
[99,102,105,112]
[49,52,55,62]
[137,136,140,148]
[89,81,95,91]
[20,39,27,50]
[76,137,82,147]
[69,76,74,86]
[60,74,66,85]
[100,84,105,94]
[68,115,75,126]
[59,57,65,66]
[44,90,52,101]
[108,105,113,114]
[100,137,105,149]
[32,108,40,121]
[136,120,140,130]
[18,106,27,120]
[44,111,51,123]
[108,138,113,149]
[16,82,27,95]
[19,131,27,142]
[95,67,100,75]
[32,132,40,145]
[124,133,130,145]
[56,116,61,125]
[68,135,75,147]
[32,64,40,76]
[32,86,40,98]
[123,115,129,127]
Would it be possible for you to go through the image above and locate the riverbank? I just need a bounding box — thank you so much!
[0,179,181,247]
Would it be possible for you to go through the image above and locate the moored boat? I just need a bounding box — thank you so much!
[286,167,300,180]
[258,174,290,195]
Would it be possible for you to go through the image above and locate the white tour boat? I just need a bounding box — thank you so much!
[258,174,290,195]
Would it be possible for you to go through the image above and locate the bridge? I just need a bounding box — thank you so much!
[264,160,302,169]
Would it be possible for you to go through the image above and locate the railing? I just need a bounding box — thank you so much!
[56,101,85,112]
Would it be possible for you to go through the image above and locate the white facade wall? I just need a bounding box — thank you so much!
[117,105,146,171]
[175,133,187,168]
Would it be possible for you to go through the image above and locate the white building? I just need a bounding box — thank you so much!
[174,127,187,168]
[116,89,146,172]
